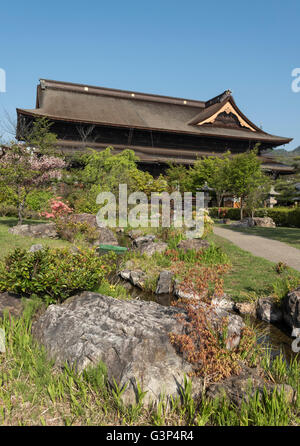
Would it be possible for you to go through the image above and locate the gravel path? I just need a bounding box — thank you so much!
[214,226,300,272]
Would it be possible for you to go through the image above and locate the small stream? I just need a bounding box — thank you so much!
[246,316,297,363]
[112,273,296,362]
[113,234,297,363]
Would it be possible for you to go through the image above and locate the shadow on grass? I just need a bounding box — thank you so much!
[0,217,47,228]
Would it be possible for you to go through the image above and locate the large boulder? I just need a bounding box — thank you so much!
[139,242,168,257]
[283,287,300,337]
[32,291,244,405]
[206,366,294,406]
[128,229,144,240]
[231,217,276,229]
[155,271,174,295]
[9,223,58,239]
[0,292,23,319]
[132,235,156,249]
[256,297,282,324]
[119,269,146,289]
[131,235,168,257]
[251,217,276,228]
[177,239,210,253]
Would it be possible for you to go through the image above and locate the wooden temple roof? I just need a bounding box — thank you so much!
[17,79,292,146]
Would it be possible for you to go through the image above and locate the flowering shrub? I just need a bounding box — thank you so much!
[192,209,214,237]
[0,247,115,302]
[41,197,73,219]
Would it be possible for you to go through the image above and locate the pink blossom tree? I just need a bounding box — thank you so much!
[0,144,66,224]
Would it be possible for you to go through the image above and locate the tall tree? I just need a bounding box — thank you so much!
[0,144,65,224]
[228,149,269,219]
[189,152,231,211]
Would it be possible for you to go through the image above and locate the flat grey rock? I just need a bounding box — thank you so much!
[32,291,244,405]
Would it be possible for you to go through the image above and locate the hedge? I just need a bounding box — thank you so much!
[209,207,300,228]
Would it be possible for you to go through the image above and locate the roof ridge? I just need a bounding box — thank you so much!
[39,79,206,107]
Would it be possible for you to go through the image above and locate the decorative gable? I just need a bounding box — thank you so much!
[196,101,256,132]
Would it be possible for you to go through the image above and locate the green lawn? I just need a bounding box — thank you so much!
[208,233,300,301]
[216,224,300,250]
[0,217,70,258]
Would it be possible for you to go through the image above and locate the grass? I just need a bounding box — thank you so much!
[207,233,300,302]
[0,217,71,258]
[216,224,300,250]
[0,299,299,426]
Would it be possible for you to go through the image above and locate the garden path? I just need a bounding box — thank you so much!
[214,226,300,272]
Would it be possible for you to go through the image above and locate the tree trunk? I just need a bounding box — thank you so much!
[240,197,243,220]
[17,197,26,225]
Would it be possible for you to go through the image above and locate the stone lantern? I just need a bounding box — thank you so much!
[197,182,213,208]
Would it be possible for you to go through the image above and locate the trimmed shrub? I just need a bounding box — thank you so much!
[209,207,300,228]
[0,247,115,302]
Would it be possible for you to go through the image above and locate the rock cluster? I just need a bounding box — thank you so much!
[32,291,245,405]
[283,287,300,337]
[9,223,58,238]
[231,217,276,228]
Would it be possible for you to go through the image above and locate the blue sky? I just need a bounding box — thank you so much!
[0,0,300,150]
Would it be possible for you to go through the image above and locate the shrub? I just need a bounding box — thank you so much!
[272,273,300,302]
[0,204,40,219]
[169,298,259,382]
[0,247,115,302]
[55,218,99,244]
[0,204,19,217]
[25,189,54,212]
[171,261,230,300]
[70,185,103,214]
[41,197,73,219]
[209,207,241,220]
[209,206,300,227]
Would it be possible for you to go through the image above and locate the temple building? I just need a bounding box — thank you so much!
[17,79,293,177]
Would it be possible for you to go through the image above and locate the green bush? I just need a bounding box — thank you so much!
[209,207,241,220]
[55,218,100,244]
[0,204,19,217]
[0,247,115,303]
[25,189,54,211]
[0,185,18,205]
[209,207,300,227]
[0,204,40,219]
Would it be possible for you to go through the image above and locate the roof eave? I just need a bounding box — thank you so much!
[16,108,292,146]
